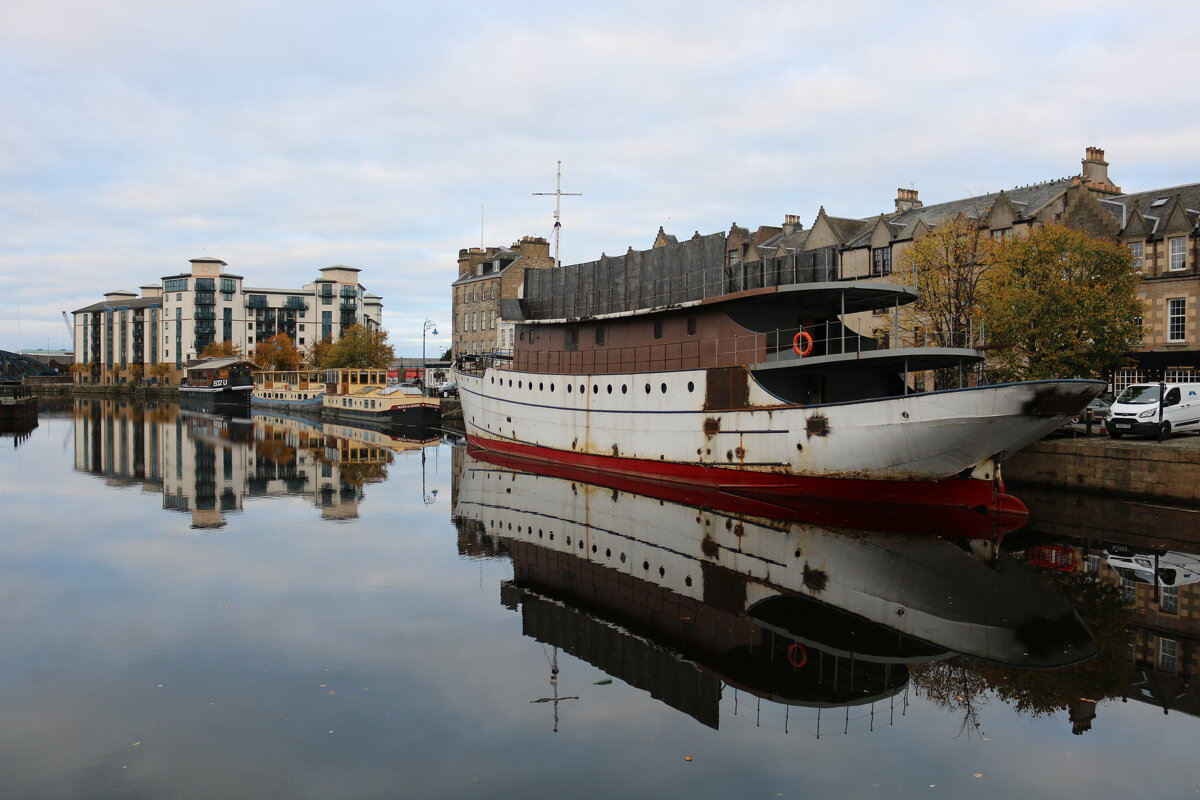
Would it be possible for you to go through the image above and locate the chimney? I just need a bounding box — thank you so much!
[895,188,922,213]
[782,214,803,234]
[517,235,550,261]
[1080,146,1119,193]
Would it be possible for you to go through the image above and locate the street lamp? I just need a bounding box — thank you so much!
[421,319,438,387]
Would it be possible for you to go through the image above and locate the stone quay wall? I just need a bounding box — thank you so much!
[1005,436,1200,505]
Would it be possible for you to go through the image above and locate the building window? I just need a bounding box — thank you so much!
[1159,637,1178,672]
[653,321,663,339]
[871,247,892,277]
[1113,368,1145,393]
[990,228,1010,241]
[1169,237,1186,271]
[1161,585,1179,615]
[1165,367,1198,382]
[687,317,697,336]
[595,327,605,346]
[1168,298,1186,342]
[164,278,188,292]
[221,277,236,293]
[1129,241,1144,269]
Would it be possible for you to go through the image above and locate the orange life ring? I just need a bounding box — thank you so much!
[787,643,808,669]
[792,330,814,357]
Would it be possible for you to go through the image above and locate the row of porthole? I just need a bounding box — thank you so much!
[491,375,696,395]
[491,518,693,587]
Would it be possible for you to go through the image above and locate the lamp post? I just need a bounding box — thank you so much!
[421,319,438,389]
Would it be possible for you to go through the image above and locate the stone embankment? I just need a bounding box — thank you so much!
[1005,432,1200,505]
[26,380,179,399]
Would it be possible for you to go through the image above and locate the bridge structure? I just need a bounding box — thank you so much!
[0,350,62,380]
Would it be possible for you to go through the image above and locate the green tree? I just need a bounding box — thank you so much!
[322,325,395,368]
[440,346,453,360]
[981,225,1144,381]
[253,333,302,371]
[896,216,994,348]
[305,337,335,369]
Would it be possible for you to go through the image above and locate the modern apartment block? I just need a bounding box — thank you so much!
[72,258,383,384]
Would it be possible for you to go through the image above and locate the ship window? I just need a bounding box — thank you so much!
[661,383,667,393]
[595,327,605,346]
[550,383,555,392]
[645,383,651,394]
[687,381,694,392]
[607,384,612,394]
[621,384,628,394]
[653,321,663,339]
[579,384,584,394]
[539,382,544,391]
[687,317,697,335]
[593,384,599,394]
[567,384,572,393]
[518,381,522,389]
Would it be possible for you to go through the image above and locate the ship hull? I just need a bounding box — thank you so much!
[455,365,1102,510]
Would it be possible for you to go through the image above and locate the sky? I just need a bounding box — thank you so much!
[3,0,1200,357]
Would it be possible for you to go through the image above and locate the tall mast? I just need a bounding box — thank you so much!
[533,160,582,267]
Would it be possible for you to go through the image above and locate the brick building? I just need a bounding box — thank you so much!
[451,236,553,357]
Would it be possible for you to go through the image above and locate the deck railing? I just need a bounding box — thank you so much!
[461,323,986,377]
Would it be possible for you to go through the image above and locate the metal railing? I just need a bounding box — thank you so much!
[461,323,985,376]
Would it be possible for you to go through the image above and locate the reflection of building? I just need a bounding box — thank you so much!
[71,259,384,385]
[451,447,1094,732]
[1008,504,1200,725]
[71,399,436,526]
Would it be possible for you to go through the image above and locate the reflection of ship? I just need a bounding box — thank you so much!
[453,447,1098,729]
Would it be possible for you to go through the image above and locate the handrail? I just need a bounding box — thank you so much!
[461,323,985,376]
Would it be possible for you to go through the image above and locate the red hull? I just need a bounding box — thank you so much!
[465,434,1028,536]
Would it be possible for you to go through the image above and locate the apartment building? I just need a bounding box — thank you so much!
[451,236,553,357]
[72,259,383,384]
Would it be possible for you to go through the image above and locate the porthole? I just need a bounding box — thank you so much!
[579,384,585,394]
[539,382,544,391]
[642,561,650,571]
[549,533,555,540]
[660,383,667,393]
[606,384,612,394]
[685,576,693,587]
[518,381,522,389]
[687,381,694,392]
[593,384,599,394]
[508,379,513,387]
[567,384,573,393]
[592,544,598,553]
[605,548,611,558]
[658,566,665,578]
[550,383,555,392]
[490,377,494,384]
[619,553,626,563]
[644,383,651,394]
[578,540,584,550]
[566,536,571,546]
[621,384,628,394]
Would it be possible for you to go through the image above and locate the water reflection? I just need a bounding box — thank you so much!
[69,398,438,527]
[451,446,1108,735]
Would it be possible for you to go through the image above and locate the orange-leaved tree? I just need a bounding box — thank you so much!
[253,333,302,370]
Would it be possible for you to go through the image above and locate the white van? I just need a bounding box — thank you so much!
[1107,382,1200,438]
[1106,547,1200,587]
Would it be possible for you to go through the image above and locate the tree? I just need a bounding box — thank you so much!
[305,337,335,369]
[981,225,1144,381]
[198,340,244,359]
[440,346,453,360]
[321,325,395,368]
[129,363,144,382]
[253,333,302,371]
[149,362,173,383]
[895,216,994,348]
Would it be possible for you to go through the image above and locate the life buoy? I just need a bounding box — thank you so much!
[792,330,814,357]
[787,642,808,669]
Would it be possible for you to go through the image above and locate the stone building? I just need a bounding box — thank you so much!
[451,236,553,357]
[71,259,383,384]
[643,147,1197,390]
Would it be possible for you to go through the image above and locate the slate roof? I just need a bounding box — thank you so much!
[1098,182,1200,234]
[885,177,1077,238]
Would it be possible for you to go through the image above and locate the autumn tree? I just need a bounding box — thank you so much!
[895,216,994,348]
[149,362,173,383]
[321,325,395,368]
[253,333,302,371]
[305,337,335,369]
[198,340,244,359]
[981,225,1144,381]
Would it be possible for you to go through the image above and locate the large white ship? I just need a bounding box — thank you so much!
[455,242,1102,512]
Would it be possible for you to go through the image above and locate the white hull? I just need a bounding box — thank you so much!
[455,365,1101,483]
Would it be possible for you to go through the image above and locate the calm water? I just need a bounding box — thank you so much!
[1,399,1196,799]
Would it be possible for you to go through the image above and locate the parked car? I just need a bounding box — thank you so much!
[1071,396,1111,424]
[438,381,458,397]
[1108,382,1200,438]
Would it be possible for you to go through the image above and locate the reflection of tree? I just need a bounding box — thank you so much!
[254,437,296,466]
[911,571,1132,730]
[334,460,390,488]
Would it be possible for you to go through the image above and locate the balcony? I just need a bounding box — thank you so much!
[285,297,309,311]
[194,322,216,335]
[339,285,358,297]
[339,298,357,310]
[194,291,216,306]
[194,309,216,321]
[246,295,268,308]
